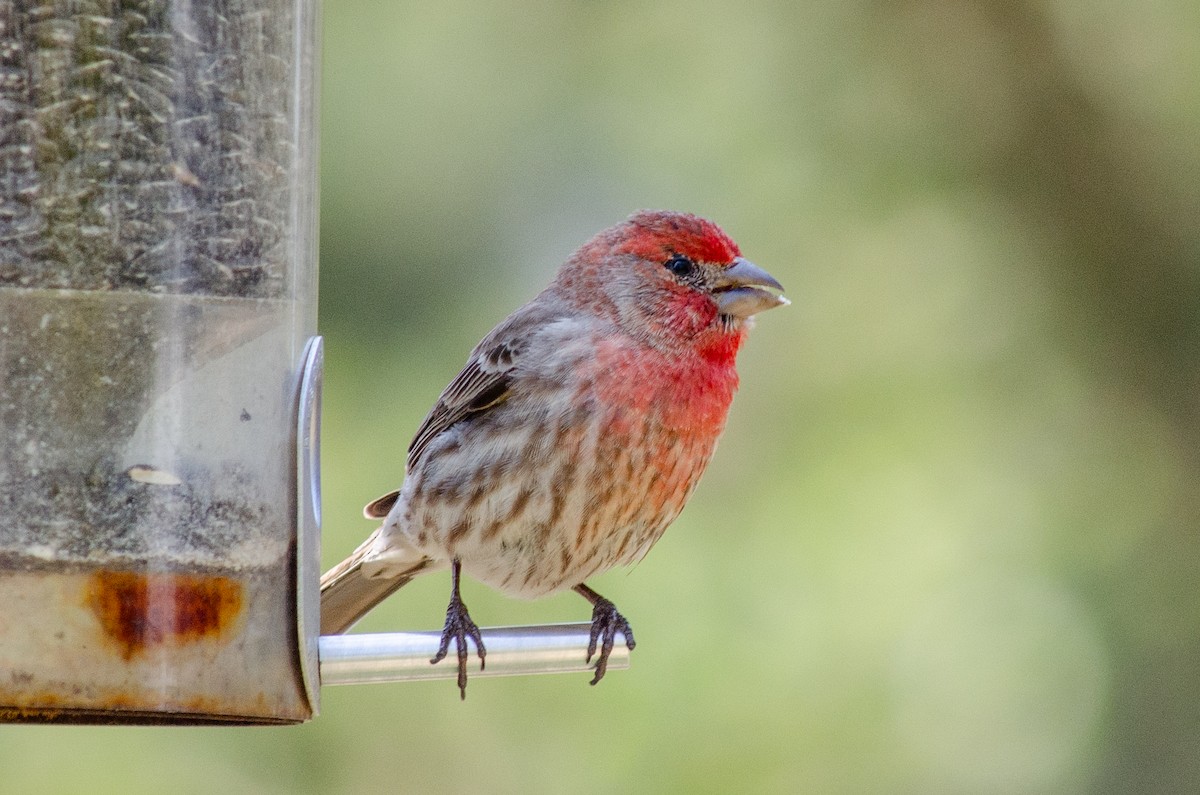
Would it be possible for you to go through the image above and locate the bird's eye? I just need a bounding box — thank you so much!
[664,254,695,278]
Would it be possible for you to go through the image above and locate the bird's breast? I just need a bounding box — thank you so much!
[586,334,740,441]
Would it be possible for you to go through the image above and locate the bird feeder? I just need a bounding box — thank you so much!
[0,0,321,723]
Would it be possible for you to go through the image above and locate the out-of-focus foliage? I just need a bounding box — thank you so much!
[6,1,1199,792]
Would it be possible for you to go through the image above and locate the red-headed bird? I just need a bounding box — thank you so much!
[320,210,787,697]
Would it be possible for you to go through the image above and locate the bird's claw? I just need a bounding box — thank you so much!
[585,598,635,686]
[431,593,485,699]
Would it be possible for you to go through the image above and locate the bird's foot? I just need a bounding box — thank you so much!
[431,592,485,699]
[584,597,636,686]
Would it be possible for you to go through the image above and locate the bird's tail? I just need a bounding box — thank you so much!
[319,527,433,635]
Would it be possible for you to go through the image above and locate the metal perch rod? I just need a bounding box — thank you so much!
[319,623,630,686]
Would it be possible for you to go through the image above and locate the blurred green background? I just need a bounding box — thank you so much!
[7,0,1200,792]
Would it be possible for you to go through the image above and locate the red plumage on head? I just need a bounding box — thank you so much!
[616,210,741,265]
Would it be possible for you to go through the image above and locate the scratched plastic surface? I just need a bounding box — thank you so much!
[0,1,317,724]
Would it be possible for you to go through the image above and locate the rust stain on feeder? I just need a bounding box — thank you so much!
[85,570,244,659]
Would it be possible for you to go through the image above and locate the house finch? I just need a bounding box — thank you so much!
[321,210,786,698]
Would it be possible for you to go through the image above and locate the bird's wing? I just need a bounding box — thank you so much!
[405,344,517,469]
[364,349,516,518]
[362,296,567,519]
[406,297,568,471]
[362,489,402,519]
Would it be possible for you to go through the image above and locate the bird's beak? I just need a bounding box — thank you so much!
[713,257,788,319]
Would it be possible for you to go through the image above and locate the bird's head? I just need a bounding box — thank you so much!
[557,210,787,352]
